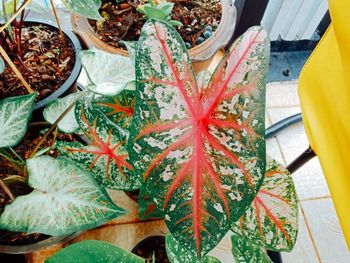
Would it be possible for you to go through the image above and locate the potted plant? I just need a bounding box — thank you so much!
[0,92,130,254]
[35,19,298,262]
[71,0,236,73]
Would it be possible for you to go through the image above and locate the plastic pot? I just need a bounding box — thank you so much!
[21,18,82,111]
[71,0,236,74]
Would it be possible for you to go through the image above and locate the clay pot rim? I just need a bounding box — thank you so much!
[71,0,236,62]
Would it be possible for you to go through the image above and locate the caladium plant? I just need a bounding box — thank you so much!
[56,92,141,190]
[128,19,269,256]
[0,93,126,237]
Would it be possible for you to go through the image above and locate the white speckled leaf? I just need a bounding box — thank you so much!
[0,156,125,235]
[231,234,272,263]
[0,93,36,148]
[80,48,135,96]
[92,90,135,130]
[46,240,144,263]
[121,41,137,66]
[166,234,221,263]
[62,0,102,20]
[57,97,140,190]
[128,20,269,257]
[232,157,298,252]
[43,92,85,133]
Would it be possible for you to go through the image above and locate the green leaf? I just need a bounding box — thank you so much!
[0,57,5,74]
[120,41,137,66]
[0,93,37,148]
[232,158,298,252]
[165,234,221,263]
[91,90,135,130]
[80,48,135,96]
[129,20,269,257]
[62,0,102,20]
[158,3,174,16]
[43,92,85,133]
[231,234,272,263]
[46,240,144,263]
[56,96,140,190]
[143,6,168,20]
[138,185,162,220]
[0,156,125,235]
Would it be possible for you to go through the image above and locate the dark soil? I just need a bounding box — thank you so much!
[132,236,169,263]
[0,127,76,246]
[0,23,75,101]
[89,0,222,49]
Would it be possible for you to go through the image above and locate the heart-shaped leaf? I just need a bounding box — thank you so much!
[166,234,221,263]
[91,90,135,130]
[128,20,269,256]
[0,156,125,235]
[43,92,85,133]
[121,41,137,66]
[80,48,135,96]
[0,93,37,148]
[46,240,144,263]
[62,0,102,20]
[232,158,298,252]
[231,234,272,263]
[57,97,140,190]
[138,186,162,220]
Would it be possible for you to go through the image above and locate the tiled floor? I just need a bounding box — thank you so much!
[266,81,350,263]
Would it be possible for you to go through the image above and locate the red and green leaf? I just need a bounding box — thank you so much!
[128,20,269,256]
[232,158,298,252]
[91,90,135,130]
[231,233,272,263]
[138,186,162,220]
[57,96,141,190]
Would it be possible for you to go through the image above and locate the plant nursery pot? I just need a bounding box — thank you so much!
[29,19,82,111]
[0,18,82,112]
[71,0,236,74]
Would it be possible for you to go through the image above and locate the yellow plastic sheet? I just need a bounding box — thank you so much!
[299,0,350,249]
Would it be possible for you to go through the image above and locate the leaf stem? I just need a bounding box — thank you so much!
[0,149,24,174]
[29,101,76,158]
[3,175,27,184]
[0,0,32,33]
[9,147,25,163]
[0,45,33,94]
[49,0,66,46]
[0,178,15,201]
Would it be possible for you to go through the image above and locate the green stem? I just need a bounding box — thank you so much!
[3,175,27,184]
[9,147,25,163]
[0,148,24,174]
[30,101,76,158]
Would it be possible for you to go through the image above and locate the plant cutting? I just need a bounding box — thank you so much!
[71,0,236,73]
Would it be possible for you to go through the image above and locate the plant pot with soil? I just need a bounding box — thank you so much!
[0,5,83,111]
[71,0,236,73]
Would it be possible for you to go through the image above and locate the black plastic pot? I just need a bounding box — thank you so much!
[131,235,169,263]
[22,18,82,111]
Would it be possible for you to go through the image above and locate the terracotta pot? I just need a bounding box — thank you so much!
[71,0,236,73]
[22,19,82,112]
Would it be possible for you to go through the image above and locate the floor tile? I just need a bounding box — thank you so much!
[266,138,285,166]
[301,198,350,262]
[282,206,320,263]
[266,81,300,108]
